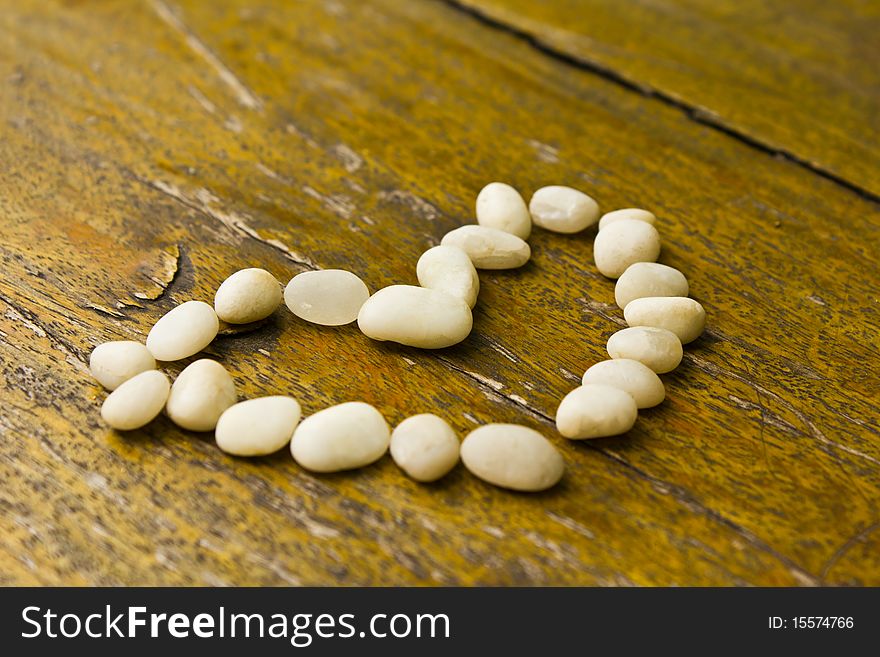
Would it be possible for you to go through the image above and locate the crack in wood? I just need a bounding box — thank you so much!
[0,293,89,370]
[820,521,880,582]
[133,175,317,269]
[685,352,880,469]
[131,243,185,303]
[438,0,880,206]
[149,0,262,111]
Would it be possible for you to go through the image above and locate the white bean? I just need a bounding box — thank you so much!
[100,370,170,431]
[357,285,472,349]
[593,219,661,278]
[441,225,531,269]
[460,424,564,492]
[606,326,683,374]
[528,185,599,234]
[284,269,370,326]
[598,208,656,231]
[390,414,460,482]
[146,301,219,361]
[215,396,301,456]
[214,268,282,324]
[624,296,706,344]
[166,359,237,432]
[89,341,155,391]
[582,358,665,408]
[475,182,531,239]
[615,262,689,309]
[291,401,390,472]
[416,245,480,308]
[555,384,638,439]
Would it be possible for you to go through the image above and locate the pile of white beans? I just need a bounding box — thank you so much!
[90,182,704,493]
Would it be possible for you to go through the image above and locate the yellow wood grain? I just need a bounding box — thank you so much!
[454,0,880,198]
[0,0,878,585]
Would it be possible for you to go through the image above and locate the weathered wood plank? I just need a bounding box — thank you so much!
[0,0,877,585]
[452,0,880,198]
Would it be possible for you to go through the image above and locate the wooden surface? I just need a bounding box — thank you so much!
[454,0,880,199]
[0,0,878,586]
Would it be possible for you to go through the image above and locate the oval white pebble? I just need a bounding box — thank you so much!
[390,414,460,482]
[475,182,531,240]
[146,301,219,361]
[215,396,301,456]
[416,245,480,308]
[581,359,665,409]
[606,326,683,374]
[291,401,390,473]
[593,218,661,279]
[555,384,638,439]
[615,262,689,309]
[100,370,170,431]
[214,268,282,324]
[460,424,564,492]
[166,359,237,432]
[357,285,473,349]
[284,269,370,326]
[89,341,156,391]
[441,225,531,269]
[624,296,706,344]
[529,185,599,234]
[598,208,657,231]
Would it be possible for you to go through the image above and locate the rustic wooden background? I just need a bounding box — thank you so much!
[1,0,878,586]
